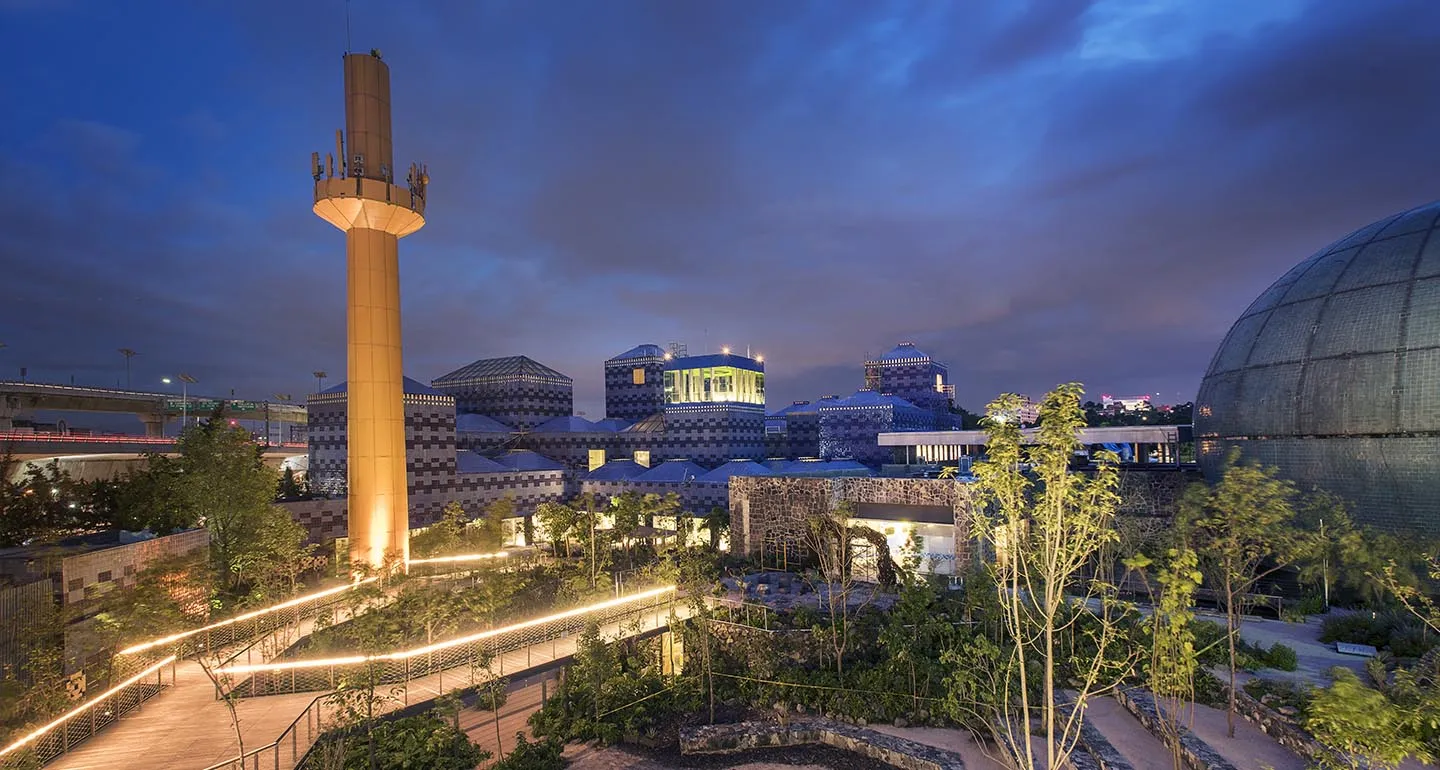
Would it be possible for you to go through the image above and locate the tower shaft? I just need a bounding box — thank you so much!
[314,52,427,572]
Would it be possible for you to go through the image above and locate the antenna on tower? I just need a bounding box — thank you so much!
[345,0,353,54]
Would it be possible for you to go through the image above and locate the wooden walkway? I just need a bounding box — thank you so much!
[47,601,682,770]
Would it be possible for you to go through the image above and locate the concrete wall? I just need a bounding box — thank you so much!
[57,529,209,606]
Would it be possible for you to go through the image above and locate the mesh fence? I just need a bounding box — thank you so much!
[224,590,676,699]
[0,656,171,770]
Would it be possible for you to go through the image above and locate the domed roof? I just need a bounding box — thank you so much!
[1196,199,1440,534]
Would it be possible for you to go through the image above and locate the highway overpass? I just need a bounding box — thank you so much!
[1,432,307,482]
[0,381,306,435]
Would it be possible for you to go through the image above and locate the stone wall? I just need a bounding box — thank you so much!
[1115,467,1200,518]
[1114,688,1238,770]
[679,719,965,770]
[729,476,975,568]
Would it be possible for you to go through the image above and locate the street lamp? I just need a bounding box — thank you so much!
[119,349,138,390]
[313,370,327,393]
[162,374,199,429]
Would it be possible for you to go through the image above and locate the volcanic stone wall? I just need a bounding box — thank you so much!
[728,475,975,568]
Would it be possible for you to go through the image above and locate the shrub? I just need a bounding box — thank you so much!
[1320,612,1436,659]
[493,733,565,770]
[1265,643,1298,672]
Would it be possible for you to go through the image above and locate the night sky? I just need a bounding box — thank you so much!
[4,1,1440,422]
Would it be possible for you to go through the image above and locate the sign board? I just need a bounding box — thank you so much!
[1335,642,1378,658]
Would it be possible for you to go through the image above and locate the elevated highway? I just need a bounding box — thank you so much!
[1,432,308,482]
[0,381,306,436]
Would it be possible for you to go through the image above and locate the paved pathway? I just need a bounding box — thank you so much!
[48,601,683,770]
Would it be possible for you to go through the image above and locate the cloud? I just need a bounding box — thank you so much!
[1,0,1438,420]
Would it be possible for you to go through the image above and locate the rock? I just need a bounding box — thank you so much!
[794,703,805,714]
[916,709,930,721]
[1261,694,1277,705]
[894,717,909,728]
[1278,706,1299,717]
[857,717,867,727]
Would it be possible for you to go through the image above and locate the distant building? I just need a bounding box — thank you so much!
[1101,394,1152,413]
[299,377,565,541]
[863,342,952,414]
[431,355,573,430]
[659,351,767,465]
[604,344,668,423]
[817,390,934,465]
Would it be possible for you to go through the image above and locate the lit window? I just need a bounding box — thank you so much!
[632,367,645,385]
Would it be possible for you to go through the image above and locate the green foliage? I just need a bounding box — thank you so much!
[277,466,305,500]
[1182,448,1306,736]
[1306,667,1435,769]
[339,712,487,770]
[1264,643,1298,672]
[0,455,110,547]
[1321,612,1437,659]
[491,733,565,770]
[958,384,1135,770]
[530,622,692,744]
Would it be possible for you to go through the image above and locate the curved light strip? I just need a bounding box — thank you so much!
[222,585,676,675]
[118,578,377,656]
[406,551,510,565]
[0,655,177,759]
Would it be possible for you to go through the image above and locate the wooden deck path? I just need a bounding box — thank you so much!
[48,601,682,770]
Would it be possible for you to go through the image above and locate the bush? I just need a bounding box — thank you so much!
[1320,612,1436,658]
[493,733,564,770]
[1265,643,1298,672]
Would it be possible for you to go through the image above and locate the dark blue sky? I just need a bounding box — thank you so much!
[3,0,1439,419]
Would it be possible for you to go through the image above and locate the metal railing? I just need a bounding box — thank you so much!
[0,655,175,770]
[118,579,375,666]
[222,588,677,699]
[199,691,338,770]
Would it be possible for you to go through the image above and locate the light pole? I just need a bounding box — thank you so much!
[313,370,327,394]
[162,374,199,430]
[271,393,293,446]
[119,349,138,390]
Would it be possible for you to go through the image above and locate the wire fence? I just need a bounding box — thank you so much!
[0,655,174,770]
[118,580,372,669]
[222,589,677,699]
[199,691,340,770]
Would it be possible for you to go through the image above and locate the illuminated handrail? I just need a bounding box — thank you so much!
[405,550,510,565]
[221,586,677,698]
[0,655,175,768]
[118,578,376,660]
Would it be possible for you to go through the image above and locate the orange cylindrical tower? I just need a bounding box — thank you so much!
[313,51,428,572]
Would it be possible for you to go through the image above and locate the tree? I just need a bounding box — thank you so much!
[413,501,468,557]
[1306,667,1434,769]
[1129,547,1202,770]
[277,466,304,500]
[610,492,645,567]
[151,414,287,586]
[701,506,729,550]
[1182,448,1304,737]
[534,502,576,559]
[0,454,104,546]
[801,500,876,678]
[481,676,510,759]
[947,385,1135,770]
[479,498,512,551]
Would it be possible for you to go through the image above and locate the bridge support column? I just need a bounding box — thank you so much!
[0,396,17,431]
[140,414,166,437]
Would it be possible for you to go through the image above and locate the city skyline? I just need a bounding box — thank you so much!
[3,1,1439,419]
